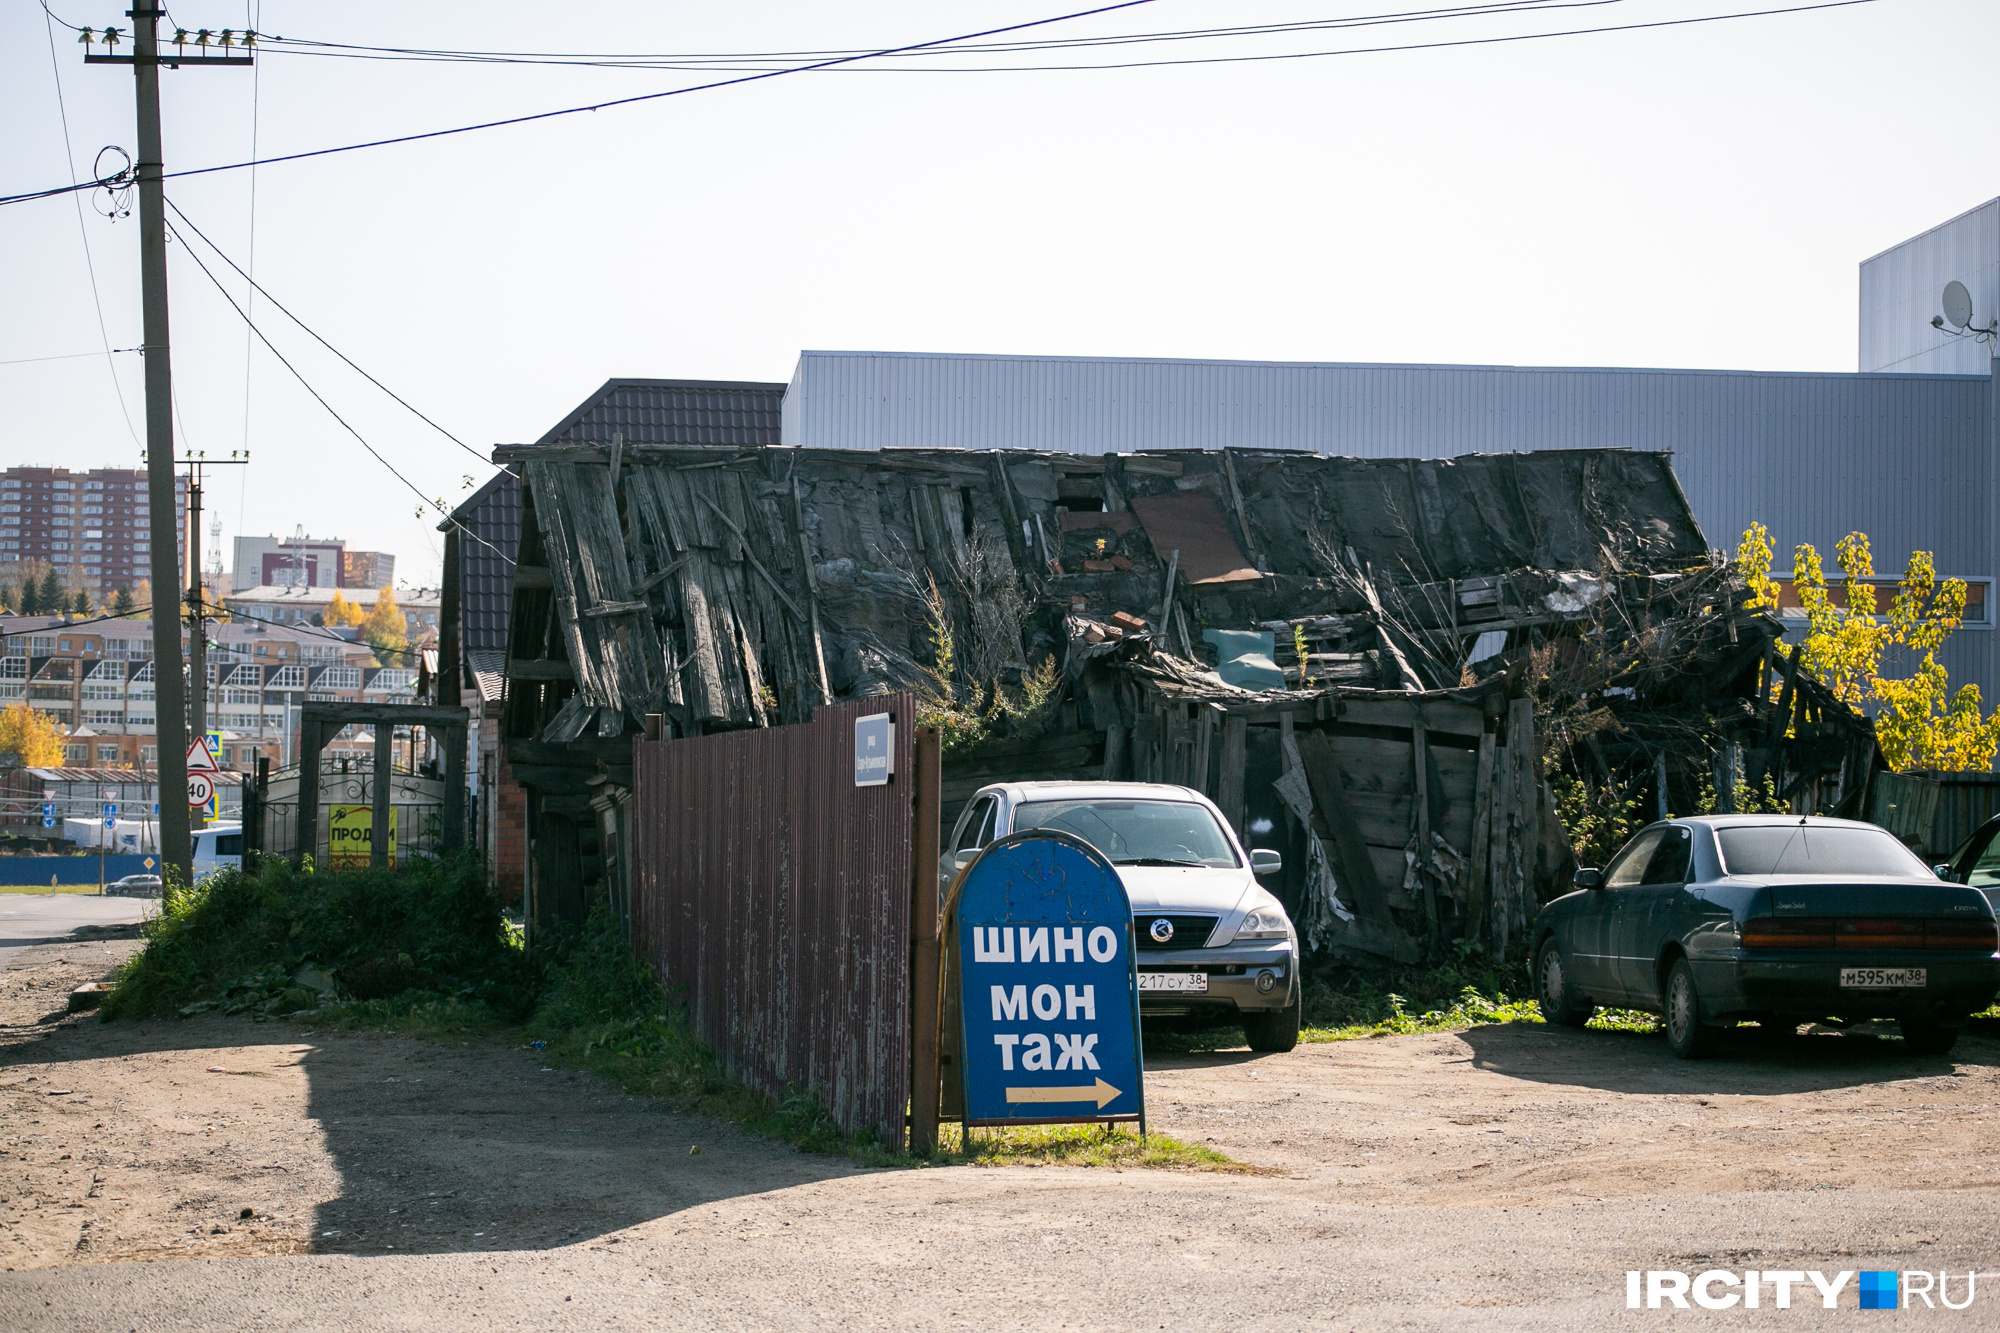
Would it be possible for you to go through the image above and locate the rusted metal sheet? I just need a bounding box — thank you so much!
[631,693,915,1147]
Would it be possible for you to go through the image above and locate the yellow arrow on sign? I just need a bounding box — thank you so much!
[1005,1078,1122,1109]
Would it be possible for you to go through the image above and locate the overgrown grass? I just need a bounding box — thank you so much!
[102,854,533,1022]
[935,1122,1249,1171]
[97,861,1237,1171]
[1145,952,1664,1051]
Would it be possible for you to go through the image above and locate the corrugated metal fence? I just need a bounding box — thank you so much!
[1927,773,2000,859]
[631,695,916,1147]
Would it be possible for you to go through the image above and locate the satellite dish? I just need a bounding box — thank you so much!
[1942,280,1974,330]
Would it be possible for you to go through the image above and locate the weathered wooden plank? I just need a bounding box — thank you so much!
[1509,698,1537,940]
[1489,745,1513,957]
[1193,704,1217,796]
[1467,731,1496,941]
[1412,718,1435,927]
[1217,715,1247,837]
[1336,696,1485,741]
[1296,729,1392,921]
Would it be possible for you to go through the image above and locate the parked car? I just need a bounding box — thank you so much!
[192,823,244,882]
[1534,814,2000,1058]
[1935,814,2000,912]
[106,874,163,898]
[943,782,1300,1051]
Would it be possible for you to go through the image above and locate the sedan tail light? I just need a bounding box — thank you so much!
[1925,918,2000,951]
[1740,915,1998,951]
[1741,916,1833,948]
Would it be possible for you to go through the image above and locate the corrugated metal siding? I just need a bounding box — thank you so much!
[1859,197,2000,375]
[630,695,914,1147]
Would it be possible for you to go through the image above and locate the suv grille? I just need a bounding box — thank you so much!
[1135,914,1218,949]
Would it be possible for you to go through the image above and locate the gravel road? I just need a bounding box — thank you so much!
[3,937,1996,1330]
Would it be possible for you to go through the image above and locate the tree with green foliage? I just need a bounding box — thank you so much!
[37,570,61,616]
[70,590,88,615]
[18,578,37,616]
[112,586,135,616]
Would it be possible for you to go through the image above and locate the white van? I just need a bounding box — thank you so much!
[191,822,245,881]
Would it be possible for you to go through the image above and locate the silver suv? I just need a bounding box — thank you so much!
[944,781,1300,1051]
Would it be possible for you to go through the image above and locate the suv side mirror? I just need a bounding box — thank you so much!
[1250,848,1283,876]
[1932,863,1954,880]
[1574,867,1604,890]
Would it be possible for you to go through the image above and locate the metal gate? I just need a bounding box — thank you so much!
[631,695,923,1148]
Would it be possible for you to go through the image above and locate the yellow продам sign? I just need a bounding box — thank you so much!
[328,805,396,870]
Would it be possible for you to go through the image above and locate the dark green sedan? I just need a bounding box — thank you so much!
[1532,815,2000,1058]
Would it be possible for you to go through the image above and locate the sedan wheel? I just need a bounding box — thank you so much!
[1663,958,1718,1059]
[1535,937,1595,1027]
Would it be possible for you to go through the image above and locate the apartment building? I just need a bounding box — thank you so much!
[0,613,400,771]
[0,467,186,595]
[230,533,397,592]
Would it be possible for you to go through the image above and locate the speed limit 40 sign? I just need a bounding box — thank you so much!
[186,771,215,808]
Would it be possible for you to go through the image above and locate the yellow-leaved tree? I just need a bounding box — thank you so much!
[360,587,409,665]
[323,589,366,627]
[0,702,65,767]
[1737,523,2000,771]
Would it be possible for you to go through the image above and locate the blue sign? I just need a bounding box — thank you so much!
[41,802,56,830]
[955,830,1144,1129]
[103,802,118,829]
[854,712,894,787]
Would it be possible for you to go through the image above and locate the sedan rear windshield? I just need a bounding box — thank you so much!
[1715,825,1931,877]
[1012,799,1238,868]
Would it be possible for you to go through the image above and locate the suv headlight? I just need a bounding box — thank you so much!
[1233,906,1290,941]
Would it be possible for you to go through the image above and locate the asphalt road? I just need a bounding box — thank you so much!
[0,894,149,968]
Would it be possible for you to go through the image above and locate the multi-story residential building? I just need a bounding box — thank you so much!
[230,533,396,592]
[0,467,186,596]
[223,584,441,638]
[0,613,393,772]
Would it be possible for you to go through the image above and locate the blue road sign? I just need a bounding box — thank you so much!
[41,802,56,830]
[103,802,118,829]
[955,829,1144,1130]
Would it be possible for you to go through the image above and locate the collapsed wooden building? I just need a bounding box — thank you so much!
[496,439,1880,961]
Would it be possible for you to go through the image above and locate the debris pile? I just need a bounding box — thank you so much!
[502,442,1879,958]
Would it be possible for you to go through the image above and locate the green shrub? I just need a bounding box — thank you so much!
[103,854,531,1021]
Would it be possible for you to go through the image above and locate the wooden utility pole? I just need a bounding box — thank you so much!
[88,10,251,880]
[186,468,205,830]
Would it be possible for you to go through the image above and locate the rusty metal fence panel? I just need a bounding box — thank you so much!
[631,694,915,1147]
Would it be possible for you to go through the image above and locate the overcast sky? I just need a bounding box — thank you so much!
[3,0,1994,588]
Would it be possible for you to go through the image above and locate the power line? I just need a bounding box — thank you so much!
[162,213,515,568]
[242,0,1603,66]
[40,3,142,446]
[165,199,491,469]
[3,0,1163,208]
[0,348,140,366]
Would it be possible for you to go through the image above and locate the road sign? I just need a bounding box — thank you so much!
[41,802,56,830]
[186,771,215,809]
[854,712,894,787]
[186,735,220,773]
[103,802,118,829]
[954,829,1144,1130]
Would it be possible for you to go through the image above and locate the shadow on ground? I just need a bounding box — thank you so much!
[1458,1018,1996,1094]
[4,1000,874,1263]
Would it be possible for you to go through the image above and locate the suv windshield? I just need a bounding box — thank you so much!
[1716,824,1930,877]
[1012,799,1238,868]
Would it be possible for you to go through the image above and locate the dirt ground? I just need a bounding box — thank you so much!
[5,930,1998,1276]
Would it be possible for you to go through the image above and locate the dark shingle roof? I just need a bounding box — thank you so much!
[534,378,786,448]
[445,469,521,701]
